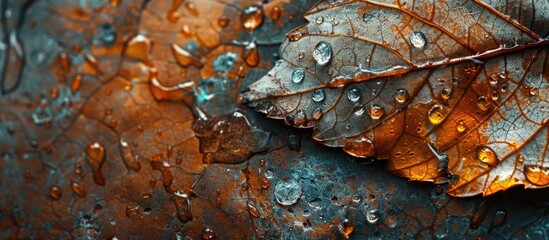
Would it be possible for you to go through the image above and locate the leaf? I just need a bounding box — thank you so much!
[243,0,549,197]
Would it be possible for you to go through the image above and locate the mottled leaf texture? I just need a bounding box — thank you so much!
[244,0,549,197]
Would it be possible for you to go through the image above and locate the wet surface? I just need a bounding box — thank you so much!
[0,0,548,239]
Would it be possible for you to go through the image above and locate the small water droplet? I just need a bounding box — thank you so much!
[517,155,525,163]
[217,16,230,27]
[353,105,365,116]
[366,209,381,224]
[119,140,141,172]
[125,206,140,217]
[260,179,270,189]
[298,52,305,59]
[176,197,192,223]
[456,120,466,133]
[369,105,384,120]
[313,41,332,66]
[529,87,538,96]
[409,31,427,50]
[184,2,199,16]
[265,169,274,178]
[312,89,325,102]
[271,5,282,21]
[86,141,106,186]
[71,74,83,93]
[244,42,260,67]
[347,88,360,102]
[428,104,448,125]
[247,201,261,217]
[477,96,490,110]
[394,88,409,103]
[49,186,62,200]
[291,68,305,83]
[241,5,264,30]
[202,228,216,239]
[274,179,303,206]
[440,88,452,100]
[316,16,324,24]
[523,165,549,186]
[312,107,323,120]
[490,90,500,101]
[71,181,86,198]
[97,23,116,45]
[475,146,498,166]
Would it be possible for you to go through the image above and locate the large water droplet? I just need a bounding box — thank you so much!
[394,88,408,103]
[316,16,324,24]
[347,88,360,102]
[313,41,332,66]
[428,104,448,125]
[369,105,384,120]
[274,179,303,206]
[241,5,264,30]
[409,31,427,50]
[291,68,305,83]
[523,165,549,186]
[475,146,498,166]
[312,89,325,102]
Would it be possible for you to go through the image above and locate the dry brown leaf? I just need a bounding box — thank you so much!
[243,0,549,197]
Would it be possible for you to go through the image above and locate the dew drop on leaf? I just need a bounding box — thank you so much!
[408,31,427,50]
[313,41,332,66]
[394,88,409,103]
[339,219,355,238]
[369,105,384,120]
[312,107,323,120]
[291,68,305,83]
[241,5,264,30]
[366,209,381,224]
[347,88,360,102]
[218,16,229,27]
[475,146,498,166]
[71,181,86,198]
[523,165,549,186]
[312,89,325,102]
[456,120,467,133]
[428,104,449,125]
[477,96,490,110]
[274,179,302,206]
[316,16,324,24]
[440,87,452,100]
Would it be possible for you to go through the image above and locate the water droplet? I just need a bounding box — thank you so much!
[247,201,260,217]
[470,199,489,229]
[71,181,86,198]
[347,88,360,102]
[490,210,507,229]
[244,42,260,67]
[265,169,274,178]
[125,206,140,217]
[488,73,500,88]
[316,16,324,24]
[202,228,216,239]
[440,88,452,100]
[184,2,199,16]
[477,96,490,110]
[313,41,332,66]
[86,141,106,186]
[110,0,120,7]
[30,49,47,67]
[97,23,116,45]
[339,219,355,238]
[456,120,466,133]
[171,43,202,67]
[241,5,264,30]
[291,68,305,83]
[260,179,270,189]
[517,155,525,163]
[176,197,192,223]
[119,140,141,172]
[353,105,365,116]
[344,138,374,157]
[298,52,305,59]
[366,209,381,224]
[523,165,549,186]
[124,35,152,63]
[71,74,83,93]
[475,146,498,166]
[49,186,62,200]
[274,179,303,206]
[394,88,409,103]
[271,5,282,21]
[409,31,427,50]
[217,16,230,27]
[312,89,325,102]
[428,104,448,125]
[312,107,323,120]
[529,87,538,96]
[490,90,500,101]
[369,105,384,120]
